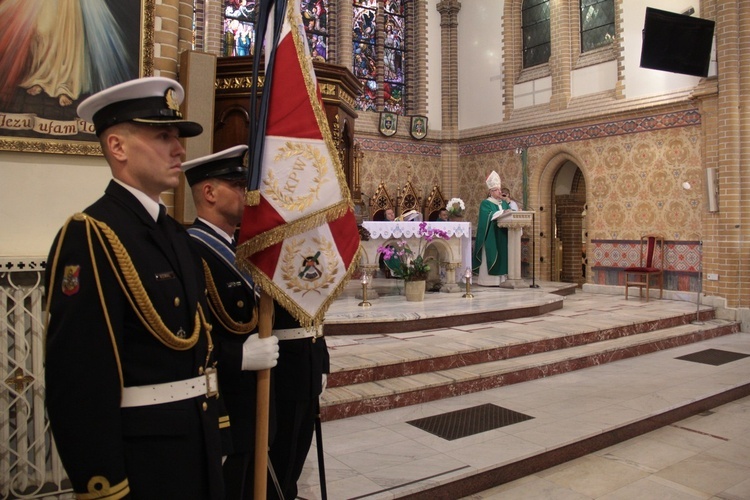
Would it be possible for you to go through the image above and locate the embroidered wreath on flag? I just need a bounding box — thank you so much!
[264,142,328,213]
[281,237,338,296]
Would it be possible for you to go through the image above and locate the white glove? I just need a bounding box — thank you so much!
[321,373,328,396]
[241,334,279,371]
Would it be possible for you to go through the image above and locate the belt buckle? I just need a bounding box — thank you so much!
[205,367,219,398]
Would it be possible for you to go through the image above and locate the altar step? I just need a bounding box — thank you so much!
[320,301,740,422]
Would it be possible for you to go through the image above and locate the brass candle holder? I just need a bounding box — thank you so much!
[462,268,474,299]
[358,271,372,307]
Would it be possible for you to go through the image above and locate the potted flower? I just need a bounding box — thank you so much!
[446,198,465,220]
[377,222,450,301]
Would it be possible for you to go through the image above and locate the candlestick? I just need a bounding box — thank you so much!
[358,271,372,307]
[462,268,474,299]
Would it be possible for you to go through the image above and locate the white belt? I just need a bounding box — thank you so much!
[274,327,323,341]
[121,368,219,408]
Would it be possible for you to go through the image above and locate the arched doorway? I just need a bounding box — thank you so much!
[551,161,586,286]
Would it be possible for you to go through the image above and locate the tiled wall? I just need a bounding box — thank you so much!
[355,107,704,291]
[591,239,701,291]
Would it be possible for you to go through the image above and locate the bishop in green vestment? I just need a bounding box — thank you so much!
[472,171,510,285]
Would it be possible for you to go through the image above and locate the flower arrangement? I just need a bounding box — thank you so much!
[446,197,465,218]
[377,222,450,281]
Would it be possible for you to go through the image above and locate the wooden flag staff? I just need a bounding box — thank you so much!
[254,292,274,499]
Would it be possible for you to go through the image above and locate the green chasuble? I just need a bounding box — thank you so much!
[472,197,510,275]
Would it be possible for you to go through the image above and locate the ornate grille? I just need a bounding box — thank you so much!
[1,260,72,499]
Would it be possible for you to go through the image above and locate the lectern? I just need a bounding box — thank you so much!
[496,211,534,288]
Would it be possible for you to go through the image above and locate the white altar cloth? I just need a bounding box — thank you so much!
[360,221,472,277]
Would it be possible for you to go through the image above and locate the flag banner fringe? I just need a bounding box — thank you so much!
[245,190,261,207]
[239,200,351,257]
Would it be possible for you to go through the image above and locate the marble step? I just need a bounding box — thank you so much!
[326,310,715,389]
[320,318,740,421]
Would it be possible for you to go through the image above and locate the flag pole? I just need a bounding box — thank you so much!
[254,291,274,499]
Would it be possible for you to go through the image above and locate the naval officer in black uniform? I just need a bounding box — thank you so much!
[182,145,280,499]
[44,77,227,499]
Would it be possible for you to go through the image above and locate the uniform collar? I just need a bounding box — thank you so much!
[113,178,163,222]
[197,217,234,245]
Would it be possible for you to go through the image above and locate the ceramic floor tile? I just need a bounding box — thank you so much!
[464,475,592,500]
[542,455,651,498]
[597,476,709,500]
[654,453,750,496]
[598,437,698,472]
[449,433,546,470]
[336,440,440,475]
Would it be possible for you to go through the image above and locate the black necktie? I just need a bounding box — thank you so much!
[155,205,180,271]
[157,204,168,225]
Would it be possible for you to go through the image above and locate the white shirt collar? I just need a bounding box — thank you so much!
[197,217,234,245]
[113,178,163,222]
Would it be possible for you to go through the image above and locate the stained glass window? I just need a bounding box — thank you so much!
[222,0,258,57]
[383,0,405,113]
[301,0,329,60]
[353,0,379,111]
[221,1,329,60]
[522,0,550,68]
[580,0,614,52]
[353,0,407,114]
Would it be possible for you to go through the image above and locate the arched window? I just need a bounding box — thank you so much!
[220,1,329,59]
[522,0,550,69]
[353,0,407,114]
[580,0,614,52]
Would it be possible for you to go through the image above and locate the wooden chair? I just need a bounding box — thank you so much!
[423,185,447,221]
[397,180,422,219]
[624,235,664,302]
[369,183,396,221]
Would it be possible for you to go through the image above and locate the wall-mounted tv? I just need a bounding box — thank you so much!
[640,7,715,78]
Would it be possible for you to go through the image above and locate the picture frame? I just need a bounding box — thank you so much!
[0,0,155,155]
[378,111,398,137]
[410,116,427,140]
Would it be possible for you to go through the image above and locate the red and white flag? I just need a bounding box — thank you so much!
[236,0,360,328]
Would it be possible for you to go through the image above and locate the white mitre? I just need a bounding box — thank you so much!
[486,171,501,190]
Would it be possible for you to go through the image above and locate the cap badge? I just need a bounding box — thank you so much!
[165,88,183,117]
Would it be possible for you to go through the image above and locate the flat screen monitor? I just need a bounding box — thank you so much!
[640,7,715,78]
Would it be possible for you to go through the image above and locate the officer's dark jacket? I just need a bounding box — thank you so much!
[45,181,225,499]
[189,219,273,454]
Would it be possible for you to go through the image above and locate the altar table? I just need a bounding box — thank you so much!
[360,221,472,291]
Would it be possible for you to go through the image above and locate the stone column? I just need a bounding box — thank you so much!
[695,0,750,309]
[440,262,460,293]
[548,0,572,111]
[436,0,461,196]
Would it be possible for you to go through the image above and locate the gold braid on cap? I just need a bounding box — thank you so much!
[202,259,258,334]
[82,214,206,350]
